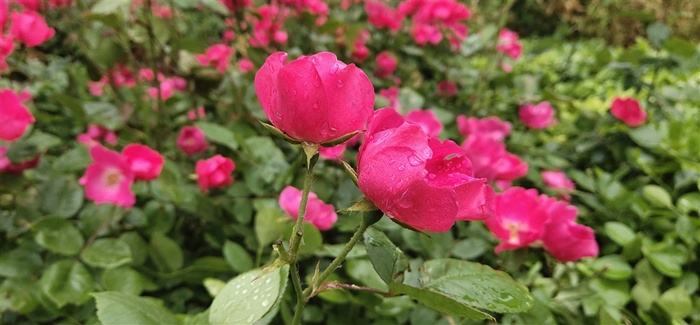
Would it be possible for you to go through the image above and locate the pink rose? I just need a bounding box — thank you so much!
[220,0,251,12]
[357,108,494,232]
[0,89,35,142]
[541,170,575,200]
[350,30,370,62]
[77,124,117,147]
[195,154,235,192]
[0,34,14,58]
[122,144,164,181]
[279,186,338,231]
[379,87,401,112]
[238,58,254,72]
[364,0,403,31]
[319,144,346,161]
[374,51,397,78]
[540,196,598,262]
[79,145,136,208]
[496,28,522,60]
[405,109,443,137]
[519,101,557,129]
[177,126,208,156]
[196,44,234,74]
[456,115,511,142]
[461,135,528,184]
[484,187,548,253]
[437,80,457,98]
[0,145,40,174]
[610,97,646,127]
[255,51,374,144]
[0,1,7,32]
[10,11,55,47]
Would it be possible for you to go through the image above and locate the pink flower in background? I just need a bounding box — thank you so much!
[238,58,254,72]
[437,80,457,98]
[220,0,251,12]
[610,97,646,127]
[0,34,14,69]
[137,68,155,82]
[197,44,234,74]
[10,11,55,47]
[187,107,206,120]
[319,144,346,161]
[461,135,528,184]
[0,145,39,174]
[1,0,8,32]
[250,4,289,47]
[411,24,442,45]
[350,29,370,62]
[357,108,494,232]
[364,0,403,31]
[122,144,164,181]
[379,87,400,112]
[279,186,338,231]
[254,51,374,144]
[0,89,35,142]
[195,154,235,192]
[497,28,522,60]
[456,115,512,142]
[541,170,575,200]
[16,0,41,11]
[405,109,443,137]
[77,124,117,147]
[79,145,135,208]
[177,126,208,155]
[519,101,557,129]
[88,77,107,96]
[222,30,235,43]
[400,0,471,47]
[540,197,598,262]
[484,187,548,253]
[374,51,397,78]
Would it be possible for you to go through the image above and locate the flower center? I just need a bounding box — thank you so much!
[104,169,122,186]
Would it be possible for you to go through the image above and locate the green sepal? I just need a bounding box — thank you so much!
[340,196,378,213]
[259,122,301,145]
[342,161,359,186]
[320,130,360,147]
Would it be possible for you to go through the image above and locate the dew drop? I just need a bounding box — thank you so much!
[330,127,338,134]
[428,173,437,180]
[408,154,423,166]
[337,80,344,88]
[329,63,339,75]
[242,289,248,294]
[252,295,259,300]
[265,278,272,284]
[397,165,405,171]
[390,175,396,181]
[262,300,270,307]
[388,159,396,165]
[246,314,256,323]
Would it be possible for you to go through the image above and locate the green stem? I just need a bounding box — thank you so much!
[302,217,371,300]
[143,0,162,148]
[289,146,317,325]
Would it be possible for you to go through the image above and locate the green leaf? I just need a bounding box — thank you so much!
[451,238,489,260]
[203,278,226,297]
[283,222,322,255]
[92,0,132,14]
[642,185,673,208]
[38,176,84,218]
[415,259,533,314]
[243,137,290,195]
[631,282,660,311]
[646,22,672,49]
[364,227,409,284]
[0,279,38,313]
[83,102,123,130]
[591,255,633,280]
[101,267,144,296]
[196,122,238,151]
[629,126,662,149]
[200,0,228,15]
[93,291,180,325]
[81,238,133,269]
[119,232,149,266]
[644,244,686,278]
[149,233,184,272]
[604,222,636,246]
[658,286,692,319]
[209,266,289,324]
[223,240,254,273]
[346,259,388,290]
[0,247,43,278]
[677,193,700,215]
[589,279,630,307]
[254,208,289,247]
[40,260,95,308]
[663,37,698,58]
[33,217,85,256]
[6,131,61,163]
[389,283,492,320]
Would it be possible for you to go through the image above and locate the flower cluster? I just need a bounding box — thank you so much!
[484,187,598,262]
[0,2,56,70]
[399,0,472,48]
[541,170,576,201]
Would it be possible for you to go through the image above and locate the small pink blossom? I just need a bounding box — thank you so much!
[350,30,370,62]
[379,87,400,112]
[177,126,208,155]
[279,186,338,231]
[10,11,55,47]
[79,145,135,208]
[122,144,164,181]
[497,28,522,60]
[461,135,528,184]
[196,44,234,74]
[77,124,118,147]
[437,80,457,98]
[540,197,598,262]
[374,51,397,78]
[0,145,39,174]
[405,109,443,137]
[456,115,511,142]
[220,0,251,12]
[187,107,206,121]
[519,102,557,129]
[0,89,35,142]
[364,0,403,31]
[610,97,646,127]
[541,170,575,200]
[195,154,235,192]
[319,144,346,161]
[238,58,254,72]
[484,187,548,253]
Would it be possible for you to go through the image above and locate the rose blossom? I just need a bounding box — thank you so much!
[255,51,374,144]
[496,28,522,60]
[0,145,39,174]
[279,186,338,231]
[122,144,164,181]
[437,80,457,98]
[541,170,575,200]
[540,196,598,262]
[374,51,397,78]
[610,97,646,127]
[461,135,528,184]
[196,44,234,74]
[10,11,55,47]
[319,144,346,162]
[177,126,208,155]
[0,89,35,141]
[484,187,548,253]
[79,145,136,208]
[519,101,557,129]
[357,108,494,232]
[405,109,443,137]
[195,154,235,192]
[456,115,511,142]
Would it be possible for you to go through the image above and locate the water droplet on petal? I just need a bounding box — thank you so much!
[428,173,437,180]
[330,127,338,134]
[408,154,423,166]
[337,80,344,88]
[329,63,339,75]
[397,165,405,171]
[388,159,396,165]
